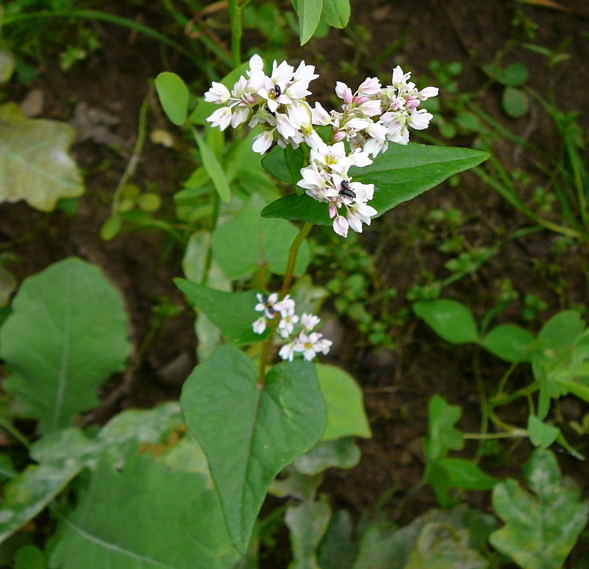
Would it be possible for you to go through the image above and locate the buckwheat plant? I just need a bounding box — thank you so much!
[156,53,488,555]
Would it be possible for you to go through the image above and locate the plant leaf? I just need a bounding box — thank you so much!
[294,437,361,475]
[211,195,310,278]
[490,449,589,569]
[316,364,371,440]
[502,87,529,118]
[155,71,189,126]
[263,143,489,224]
[0,404,182,545]
[262,193,330,225]
[405,522,488,569]
[424,394,464,462]
[293,0,324,45]
[0,461,83,545]
[0,103,84,211]
[527,415,560,448]
[1,258,130,432]
[413,299,479,344]
[261,145,298,184]
[193,130,231,202]
[174,278,264,344]
[437,458,497,491]
[351,143,489,217]
[50,456,240,569]
[482,324,536,362]
[180,345,326,553]
[322,0,351,28]
[286,494,332,569]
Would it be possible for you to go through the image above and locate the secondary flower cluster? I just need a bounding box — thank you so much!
[252,293,332,362]
[204,55,438,238]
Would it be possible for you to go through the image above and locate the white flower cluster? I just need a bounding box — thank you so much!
[204,55,438,238]
[205,54,317,153]
[252,293,332,362]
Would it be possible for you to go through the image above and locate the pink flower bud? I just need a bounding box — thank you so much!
[406,96,420,110]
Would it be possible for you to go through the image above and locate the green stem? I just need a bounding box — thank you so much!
[227,0,242,68]
[280,222,313,297]
[464,430,527,440]
[112,93,150,214]
[490,383,538,408]
[257,222,313,385]
[0,416,30,449]
[473,350,489,441]
[201,193,220,287]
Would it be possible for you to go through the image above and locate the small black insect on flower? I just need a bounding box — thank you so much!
[339,180,356,201]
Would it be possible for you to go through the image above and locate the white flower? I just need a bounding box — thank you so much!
[335,81,353,104]
[252,130,275,154]
[333,215,349,237]
[392,65,411,88]
[204,82,231,104]
[409,109,433,130]
[279,342,297,361]
[278,312,299,338]
[301,313,320,331]
[419,86,439,100]
[311,102,332,126]
[315,337,333,355]
[274,295,296,316]
[252,317,267,334]
[294,332,330,361]
[206,107,232,130]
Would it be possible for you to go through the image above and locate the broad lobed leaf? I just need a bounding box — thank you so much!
[50,456,240,569]
[1,257,130,432]
[0,103,84,211]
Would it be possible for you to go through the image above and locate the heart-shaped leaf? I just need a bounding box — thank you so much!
[180,345,326,553]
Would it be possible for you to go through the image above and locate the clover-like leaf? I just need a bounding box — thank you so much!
[50,456,240,569]
[0,104,84,211]
[482,324,536,362]
[490,449,589,569]
[155,71,189,126]
[180,345,326,553]
[414,299,479,344]
[1,258,130,432]
[425,395,464,462]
